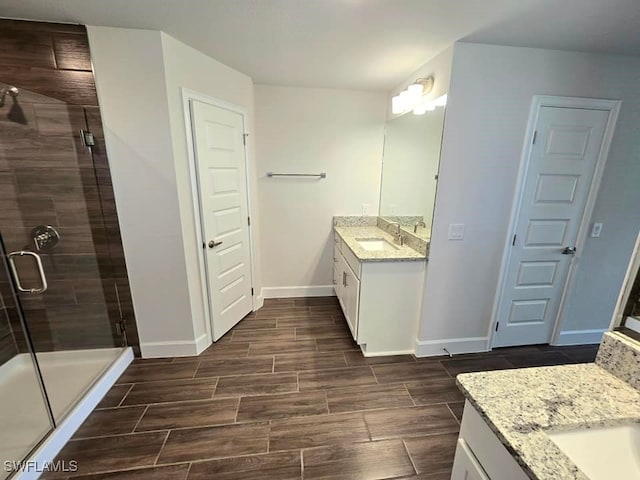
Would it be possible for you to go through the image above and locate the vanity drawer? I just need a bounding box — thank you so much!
[342,244,361,279]
[334,232,342,252]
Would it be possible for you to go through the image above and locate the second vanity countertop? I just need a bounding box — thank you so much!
[334,225,426,262]
[456,362,640,480]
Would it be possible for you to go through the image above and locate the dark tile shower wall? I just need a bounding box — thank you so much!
[0,20,139,355]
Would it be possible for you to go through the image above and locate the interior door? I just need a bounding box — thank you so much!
[190,100,253,340]
[493,106,611,347]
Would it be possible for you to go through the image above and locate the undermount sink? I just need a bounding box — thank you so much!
[546,422,640,479]
[356,237,399,252]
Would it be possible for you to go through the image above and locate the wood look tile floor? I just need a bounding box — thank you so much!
[44,297,599,479]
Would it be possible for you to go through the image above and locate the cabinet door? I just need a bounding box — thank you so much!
[344,266,360,340]
[334,253,347,314]
[333,247,342,299]
[451,439,490,480]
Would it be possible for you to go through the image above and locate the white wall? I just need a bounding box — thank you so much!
[254,86,387,296]
[417,42,640,354]
[160,33,260,339]
[88,27,260,356]
[87,27,196,353]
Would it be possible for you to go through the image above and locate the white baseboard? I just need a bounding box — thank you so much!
[254,293,265,311]
[141,334,208,358]
[555,328,606,346]
[625,316,640,334]
[17,348,133,480]
[194,333,210,355]
[362,348,414,357]
[415,336,489,358]
[261,285,336,299]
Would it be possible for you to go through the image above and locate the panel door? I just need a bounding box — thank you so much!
[191,100,253,341]
[493,106,610,347]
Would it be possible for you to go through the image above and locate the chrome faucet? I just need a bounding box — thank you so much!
[414,220,427,233]
[390,222,404,246]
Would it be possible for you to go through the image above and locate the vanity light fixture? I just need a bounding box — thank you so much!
[391,78,448,115]
[413,94,448,115]
[391,76,434,115]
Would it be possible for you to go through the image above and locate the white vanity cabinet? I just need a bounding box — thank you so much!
[451,401,529,480]
[333,232,425,355]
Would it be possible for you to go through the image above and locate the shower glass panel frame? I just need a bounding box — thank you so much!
[0,82,127,478]
[0,236,54,477]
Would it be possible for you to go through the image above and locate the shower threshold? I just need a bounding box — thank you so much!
[1,347,133,480]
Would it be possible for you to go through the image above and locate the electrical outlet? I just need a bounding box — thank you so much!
[448,224,465,240]
[362,204,370,216]
[591,223,603,238]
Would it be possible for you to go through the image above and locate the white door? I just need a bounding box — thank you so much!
[191,100,253,340]
[493,105,611,347]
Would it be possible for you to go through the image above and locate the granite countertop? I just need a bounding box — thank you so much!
[334,226,426,262]
[456,363,640,480]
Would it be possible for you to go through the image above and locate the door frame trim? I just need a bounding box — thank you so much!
[610,229,640,331]
[488,95,621,348]
[181,88,258,345]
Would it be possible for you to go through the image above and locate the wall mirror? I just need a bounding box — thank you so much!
[379,104,445,240]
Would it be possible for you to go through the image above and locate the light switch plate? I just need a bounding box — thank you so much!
[448,224,465,240]
[362,204,369,216]
[591,222,603,238]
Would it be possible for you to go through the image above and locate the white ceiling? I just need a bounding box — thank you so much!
[1,0,640,91]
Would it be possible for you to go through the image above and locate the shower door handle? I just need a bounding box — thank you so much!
[7,251,48,294]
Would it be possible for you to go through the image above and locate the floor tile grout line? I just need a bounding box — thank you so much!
[361,409,374,441]
[300,449,304,480]
[401,438,419,476]
[445,402,462,424]
[131,404,150,433]
[369,365,379,384]
[183,462,193,480]
[114,383,134,408]
[152,430,171,466]
[403,384,417,407]
[210,377,218,399]
[233,397,241,423]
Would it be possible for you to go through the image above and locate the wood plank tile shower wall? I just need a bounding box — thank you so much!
[0,19,139,361]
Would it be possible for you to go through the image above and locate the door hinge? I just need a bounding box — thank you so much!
[80,129,96,149]
[115,317,126,336]
[247,216,251,226]
[532,130,538,144]
[251,287,254,296]
[512,234,517,246]
[202,241,206,249]
[243,133,249,146]
[495,321,500,332]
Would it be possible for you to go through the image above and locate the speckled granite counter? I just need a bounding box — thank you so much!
[456,336,640,480]
[334,225,426,262]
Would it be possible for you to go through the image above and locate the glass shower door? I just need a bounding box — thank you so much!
[0,81,125,429]
[0,236,53,479]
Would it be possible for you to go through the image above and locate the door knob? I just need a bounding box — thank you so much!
[208,240,223,249]
[561,246,577,255]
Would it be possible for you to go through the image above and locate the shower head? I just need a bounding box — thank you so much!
[1,86,27,125]
[0,86,19,107]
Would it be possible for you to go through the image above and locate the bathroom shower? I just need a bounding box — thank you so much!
[0,85,27,124]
